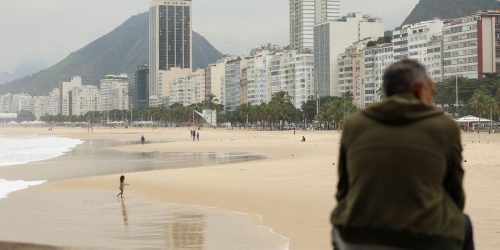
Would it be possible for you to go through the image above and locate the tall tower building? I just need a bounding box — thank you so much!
[314,13,384,97]
[290,0,341,50]
[149,0,192,107]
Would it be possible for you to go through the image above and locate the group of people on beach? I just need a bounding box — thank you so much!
[190,130,200,141]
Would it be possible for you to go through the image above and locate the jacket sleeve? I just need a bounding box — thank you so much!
[335,126,349,202]
[443,127,465,211]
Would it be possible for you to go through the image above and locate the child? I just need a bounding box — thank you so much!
[117,175,129,198]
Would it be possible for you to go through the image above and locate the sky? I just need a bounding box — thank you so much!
[0,0,419,73]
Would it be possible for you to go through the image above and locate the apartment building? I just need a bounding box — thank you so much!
[443,11,500,79]
[314,13,384,97]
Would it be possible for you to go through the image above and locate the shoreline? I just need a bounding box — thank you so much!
[0,127,499,249]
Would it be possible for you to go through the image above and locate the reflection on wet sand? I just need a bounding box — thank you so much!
[121,198,128,226]
[0,190,288,250]
[0,139,264,182]
[167,213,205,249]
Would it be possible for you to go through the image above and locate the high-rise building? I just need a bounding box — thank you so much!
[290,0,341,50]
[12,94,35,114]
[245,50,275,105]
[169,69,206,106]
[443,10,500,79]
[314,13,384,97]
[337,38,378,107]
[34,96,49,120]
[392,20,444,64]
[363,42,394,107]
[100,75,129,112]
[426,35,444,82]
[0,94,13,113]
[269,50,315,109]
[60,76,82,116]
[240,67,248,105]
[48,88,61,116]
[130,65,150,112]
[315,0,341,24]
[205,59,228,107]
[149,0,192,107]
[224,58,242,111]
[71,85,100,116]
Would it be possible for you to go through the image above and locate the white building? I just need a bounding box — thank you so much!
[71,85,100,116]
[205,58,228,107]
[314,13,384,97]
[443,11,500,79]
[48,88,61,116]
[169,69,206,106]
[290,0,341,50]
[245,50,276,105]
[100,75,129,111]
[159,67,191,106]
[34,96,49,120]
[60,76,82,116]
[225,58,243,111]
[149,0,192,107]
[392,20,445,81]
[270,50,315,109]
[0,94,13,113]
[337,38,378,107]
[426,35,444,82]
[189,69,206,105]
[12,94,35,113]
[363,42,394,107]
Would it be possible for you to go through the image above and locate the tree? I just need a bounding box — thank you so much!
[17,110,36,122]
[203,93,219,110]
[316,92,358,130]
[469,90,496,119]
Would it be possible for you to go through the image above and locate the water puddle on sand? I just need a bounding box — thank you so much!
[0,189,289,250]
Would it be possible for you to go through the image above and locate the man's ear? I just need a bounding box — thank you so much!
[411,82,424,99]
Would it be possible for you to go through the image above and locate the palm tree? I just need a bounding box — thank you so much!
[203,93,219,110]
[469,90,495,119]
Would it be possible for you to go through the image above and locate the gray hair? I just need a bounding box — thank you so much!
[382,59,430,97]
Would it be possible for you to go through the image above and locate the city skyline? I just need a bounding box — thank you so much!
[0,0,418,74]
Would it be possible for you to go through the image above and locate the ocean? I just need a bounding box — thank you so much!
[0,136,83,199]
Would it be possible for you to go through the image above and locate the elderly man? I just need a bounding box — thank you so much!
[331,59,474,250]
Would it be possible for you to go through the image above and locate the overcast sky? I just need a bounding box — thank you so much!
[0,0,418,73]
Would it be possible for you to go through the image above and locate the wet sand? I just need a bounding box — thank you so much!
[0,127,499,249]
[0,188,288,249]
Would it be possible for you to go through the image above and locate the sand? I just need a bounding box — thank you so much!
[0,127,499,249]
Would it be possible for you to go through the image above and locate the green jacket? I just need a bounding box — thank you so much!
[331,94,465,250]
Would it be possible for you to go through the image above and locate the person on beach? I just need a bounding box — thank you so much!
[117,175,129,198]
[301,136,306,142]
[141,135,145,145]
[197,132,200,141]
[331,59,473,250]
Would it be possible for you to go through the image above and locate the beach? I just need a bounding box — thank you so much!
[0,127,499,249]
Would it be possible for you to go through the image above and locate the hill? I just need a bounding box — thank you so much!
[403,0,500,25]
[0,12,223,95]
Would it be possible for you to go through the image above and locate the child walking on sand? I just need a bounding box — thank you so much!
[117,175,129,198]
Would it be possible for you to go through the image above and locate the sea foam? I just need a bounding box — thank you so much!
[0,179,46,199]
[0,136,83,199]
[0,136,83,167]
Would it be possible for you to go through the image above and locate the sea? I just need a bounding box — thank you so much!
[0,135,83,199]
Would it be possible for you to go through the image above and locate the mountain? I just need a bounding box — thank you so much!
[0,12,223,95]
[403,0,500,25]
[0,60,47,85]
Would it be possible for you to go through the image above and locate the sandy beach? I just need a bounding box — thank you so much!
[0,127,499,249]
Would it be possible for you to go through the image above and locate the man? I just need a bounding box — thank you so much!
[331,59,473,250]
